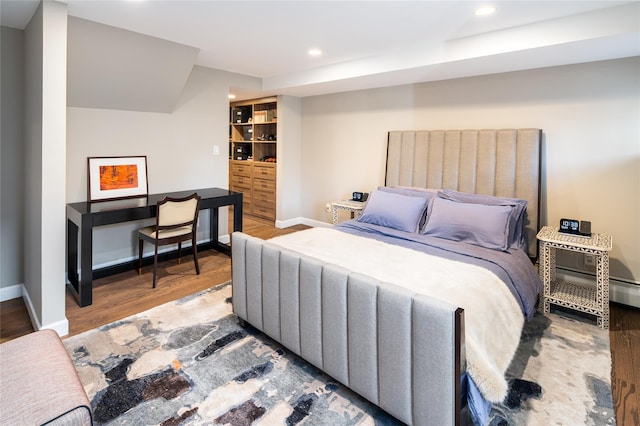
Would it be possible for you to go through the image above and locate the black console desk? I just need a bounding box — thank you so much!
[67,187,242,307]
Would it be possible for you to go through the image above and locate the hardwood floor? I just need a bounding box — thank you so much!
[610,302,640,426]
[0,216,638,424]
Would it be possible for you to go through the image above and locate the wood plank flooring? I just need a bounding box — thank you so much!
[1,216,638,424]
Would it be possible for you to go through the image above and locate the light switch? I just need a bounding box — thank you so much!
[213,145,220,155]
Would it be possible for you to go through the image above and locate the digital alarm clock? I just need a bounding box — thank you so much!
[352,192,369,202]
[559,218,591,236]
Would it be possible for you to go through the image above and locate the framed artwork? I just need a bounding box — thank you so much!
[88,156,148,202]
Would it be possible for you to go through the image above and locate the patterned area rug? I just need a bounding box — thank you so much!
[63,283,614,425]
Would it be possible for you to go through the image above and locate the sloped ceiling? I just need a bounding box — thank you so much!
[67,17,198,113]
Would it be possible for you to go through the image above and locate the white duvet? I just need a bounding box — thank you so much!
[269,227,524,403]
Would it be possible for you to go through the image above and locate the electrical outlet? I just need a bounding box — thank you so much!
[585,254,595,267]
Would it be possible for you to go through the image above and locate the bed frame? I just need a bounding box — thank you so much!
[231,129,541,425]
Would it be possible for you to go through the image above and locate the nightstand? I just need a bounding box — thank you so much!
[537,226,613,329]
[331,200,365,225]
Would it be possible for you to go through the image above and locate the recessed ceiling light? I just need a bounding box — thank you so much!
[308,48,322,57]
[474,6,496,16]
[228,94,236,99]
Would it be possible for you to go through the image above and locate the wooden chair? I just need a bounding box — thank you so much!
[138,193,201,288]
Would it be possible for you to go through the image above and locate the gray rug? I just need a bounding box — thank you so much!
[489,308,615,425]
[63,283,615,425]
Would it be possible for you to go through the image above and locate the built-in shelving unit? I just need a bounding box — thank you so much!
[229,97,277,221]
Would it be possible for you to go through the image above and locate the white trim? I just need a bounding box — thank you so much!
[276,216,329,229]
[21,286,70,337]
[40,319,70,337]
[0,283,24,302]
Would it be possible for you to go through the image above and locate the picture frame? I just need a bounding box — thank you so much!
[88,156,148,202]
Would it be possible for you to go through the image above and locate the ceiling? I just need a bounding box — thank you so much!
[2,0,639,100]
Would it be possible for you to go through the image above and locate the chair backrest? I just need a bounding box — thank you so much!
[157,193,201,229]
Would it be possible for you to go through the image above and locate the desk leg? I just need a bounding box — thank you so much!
[66,216,93,307]
[211,207,219,244]
[67,219,79,291]
[233,201,243,232]
[79,215,93,307]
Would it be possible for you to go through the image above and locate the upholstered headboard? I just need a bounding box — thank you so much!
[385,129,542,258]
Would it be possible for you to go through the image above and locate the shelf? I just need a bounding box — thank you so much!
[228,97,278,222]
[547,279,600,314]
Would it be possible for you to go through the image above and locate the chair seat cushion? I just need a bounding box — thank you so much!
[139,225,192,239]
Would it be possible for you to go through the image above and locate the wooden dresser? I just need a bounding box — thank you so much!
[229,160,276,221]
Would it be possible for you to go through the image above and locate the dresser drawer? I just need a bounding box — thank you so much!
[252,203,275,221]
[231,174,252,190]
[231,183,251,197]
[253,189,275,204]
[253,163,276,180]
[231,162,252,178]
[254,178,276,192]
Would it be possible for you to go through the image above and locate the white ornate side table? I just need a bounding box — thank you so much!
[537,226,613,329]
[331,200,365,225]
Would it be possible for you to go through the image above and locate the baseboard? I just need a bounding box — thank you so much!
[0,283,23,302]
[556,269,640,309]
[21,286,70,337]
[275,216,331,229]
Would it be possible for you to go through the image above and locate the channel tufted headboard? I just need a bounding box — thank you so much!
[385,129,542,258]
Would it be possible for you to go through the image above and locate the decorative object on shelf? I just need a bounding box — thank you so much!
[87,156,148,202]
[537,225,612,328]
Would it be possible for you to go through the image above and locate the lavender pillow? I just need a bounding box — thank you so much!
[358,190,429,233]
[378,186,438,228]
[422,197,513,251]
[439,189,528,250]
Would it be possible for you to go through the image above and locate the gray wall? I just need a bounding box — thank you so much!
[1,27,25,297]
[300,58,640,286]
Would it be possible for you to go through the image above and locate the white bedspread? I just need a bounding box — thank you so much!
[269,227,524,403]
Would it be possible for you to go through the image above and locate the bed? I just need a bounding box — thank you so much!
[231,129,543,425]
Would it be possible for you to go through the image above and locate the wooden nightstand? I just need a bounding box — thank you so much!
[331,200,365,225]
[537,226,613,328]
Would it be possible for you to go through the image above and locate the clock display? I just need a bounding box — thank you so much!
[559,218,580,234]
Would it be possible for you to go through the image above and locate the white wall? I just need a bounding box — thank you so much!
[23,1,68,333]
[300,58,640,285]
[276,95,303,223]
[67,66,261,267]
